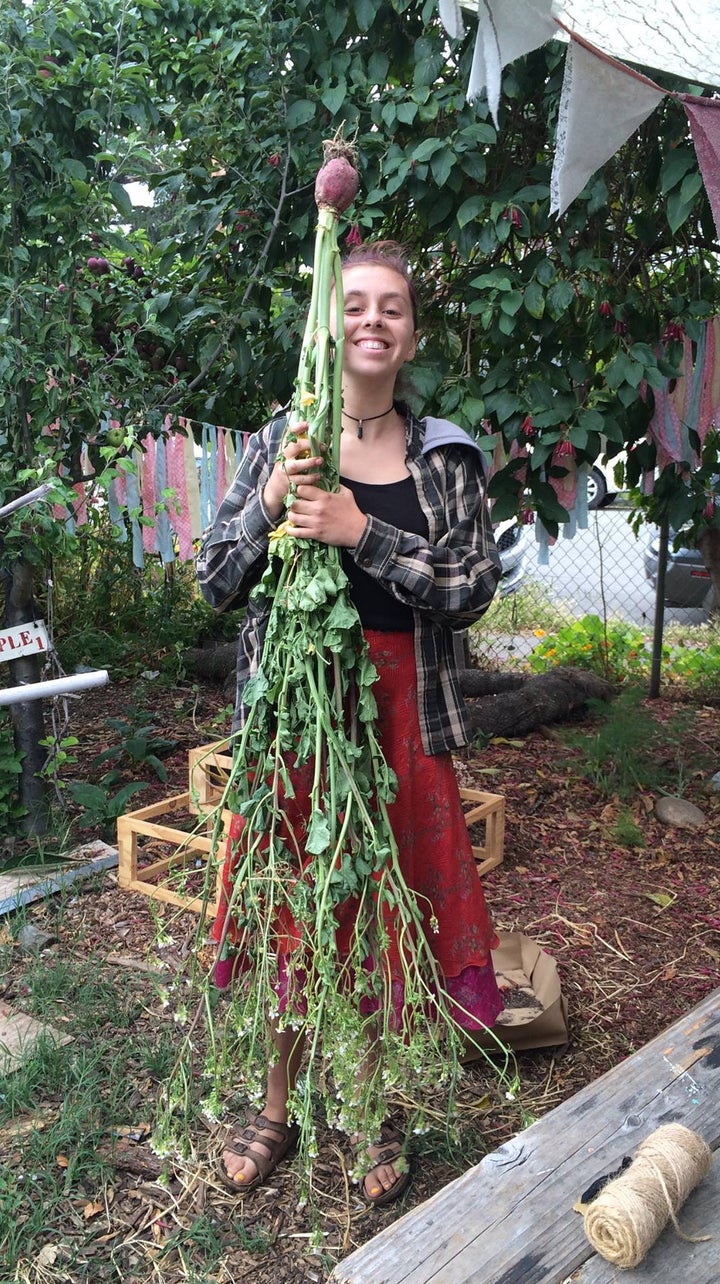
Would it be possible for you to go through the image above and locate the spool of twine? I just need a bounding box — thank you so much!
[583,1124,713,1269]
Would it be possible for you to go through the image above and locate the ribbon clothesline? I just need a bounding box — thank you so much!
[55,310,720,570]
[54,418,249,568]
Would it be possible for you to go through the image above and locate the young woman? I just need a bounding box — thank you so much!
[196,241,503,1205]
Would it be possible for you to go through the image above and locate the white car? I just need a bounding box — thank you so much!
[494,517,530,595]
[586,453,627,509]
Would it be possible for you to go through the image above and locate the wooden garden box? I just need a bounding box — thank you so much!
[189,741,505,877]
[117,747,505,915]
[117,791,224,915]
[458,786,505,876]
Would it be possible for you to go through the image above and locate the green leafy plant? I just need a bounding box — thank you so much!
[558,689,698,798]
[612,809,646,848]
[91,709,176,783]
[67,780,148,838]
[0,713,26,833]
[38,732,79,796]
[665,635,720,700]
[528,614,652,684]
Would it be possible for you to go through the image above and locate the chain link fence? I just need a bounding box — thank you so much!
[473,496,715,674]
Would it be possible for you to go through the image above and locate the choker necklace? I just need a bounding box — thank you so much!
[342,405,395,439]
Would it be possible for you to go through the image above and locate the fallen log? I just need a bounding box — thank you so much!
[463,666,614,737]
[184,641,236,684]
[184,643,614,738]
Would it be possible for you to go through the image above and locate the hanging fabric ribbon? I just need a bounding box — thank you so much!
[575,465,589,529]
[183,423,203,542]
[166,427,195,561]
[140,433,157,553]
[153,432,175,564]
[199,423,213,531]
[125,454,145,569]
[106,474,127,541]
[215,427,228,514]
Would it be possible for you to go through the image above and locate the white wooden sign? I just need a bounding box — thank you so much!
[0,621,49,663]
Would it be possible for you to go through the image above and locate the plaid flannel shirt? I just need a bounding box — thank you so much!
[196,407,501,755]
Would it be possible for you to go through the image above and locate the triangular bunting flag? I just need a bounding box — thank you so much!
[682,95,720,243]
[467,0,556,124]
[550,40,665,216]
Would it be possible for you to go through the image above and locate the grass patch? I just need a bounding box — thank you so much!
[475,580,572,638]
[0,925,176,1278]
[555,688,706,801]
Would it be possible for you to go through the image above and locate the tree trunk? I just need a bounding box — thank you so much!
[184,640,237,685]
[697,526,720,614]
[3,559,50,835]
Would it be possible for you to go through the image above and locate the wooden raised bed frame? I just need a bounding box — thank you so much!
[117,743,505,913]
[116,791,225,915]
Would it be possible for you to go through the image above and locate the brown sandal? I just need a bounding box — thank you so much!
[215,1114,300,1193]
[351,1121,412,1208]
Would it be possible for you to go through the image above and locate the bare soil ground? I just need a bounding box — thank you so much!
[1,676,719,1283]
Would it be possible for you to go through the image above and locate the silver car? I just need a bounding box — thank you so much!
[644,528,717,610]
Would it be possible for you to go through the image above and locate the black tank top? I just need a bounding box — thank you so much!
[340,475,429,631]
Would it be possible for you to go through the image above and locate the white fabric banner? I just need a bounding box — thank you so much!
[458,0,720,89]
[466,0,557,123]
[554,0,720,87]
[550,40,665,216]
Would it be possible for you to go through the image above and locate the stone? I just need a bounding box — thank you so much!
[654,795,706,830]
[17,924,57,952]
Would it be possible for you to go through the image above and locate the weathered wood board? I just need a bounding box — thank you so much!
[332,988,720,1284]
[0,840,118,916]
[0,999,73,1074]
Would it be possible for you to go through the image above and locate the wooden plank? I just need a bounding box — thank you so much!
[117,791,191,822]
[0,842,118,916]
[332,989,720,1284]
[122,822,215,853]
[0,999,73,1073]
[120,879,208,914]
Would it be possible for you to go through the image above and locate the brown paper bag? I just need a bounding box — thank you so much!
[463,931,569,1057]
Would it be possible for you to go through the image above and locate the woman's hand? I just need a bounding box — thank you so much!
[287,482,368,548]
[263,422,324,521]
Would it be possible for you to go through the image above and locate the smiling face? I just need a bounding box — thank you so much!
[338,263,418,385]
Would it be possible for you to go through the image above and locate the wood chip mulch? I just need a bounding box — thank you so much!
[1,677,718,1283]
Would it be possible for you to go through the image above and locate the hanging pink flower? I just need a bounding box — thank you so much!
[553,438,575,459]
[550,437,577,512]
[662,321,684,343]
[345,222,363,248]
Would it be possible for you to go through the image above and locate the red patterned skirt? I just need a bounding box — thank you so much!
[210,630,502,1031]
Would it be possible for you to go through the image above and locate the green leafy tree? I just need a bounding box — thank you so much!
[3,0,720,830]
